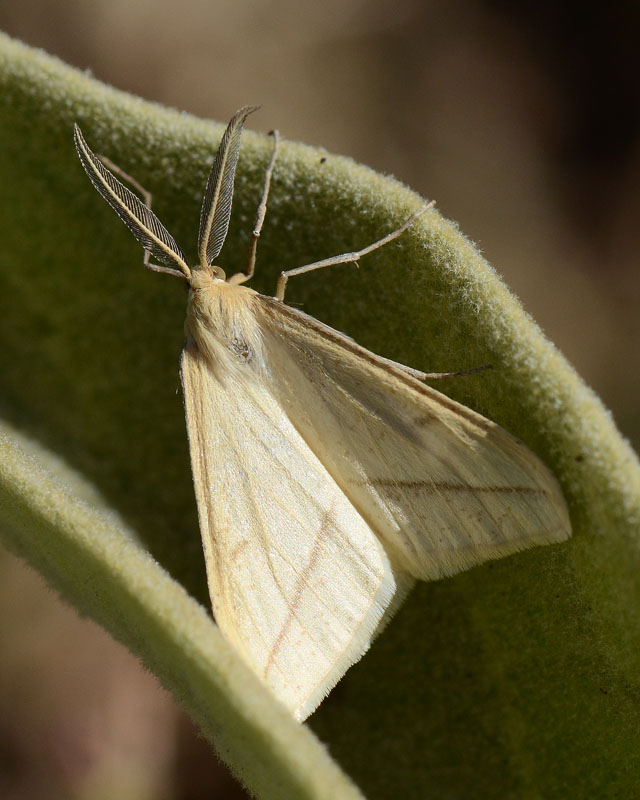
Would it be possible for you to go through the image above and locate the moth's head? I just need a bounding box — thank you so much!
[189,264,226,293]
[185,266,263,379]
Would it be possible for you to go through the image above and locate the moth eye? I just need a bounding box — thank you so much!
[230,336,253,361]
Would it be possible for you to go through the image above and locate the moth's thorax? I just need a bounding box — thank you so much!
[185,267,264,377]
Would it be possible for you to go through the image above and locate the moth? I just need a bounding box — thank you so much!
[74,106,571,721]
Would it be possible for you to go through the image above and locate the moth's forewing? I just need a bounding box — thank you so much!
[257,296,571,581]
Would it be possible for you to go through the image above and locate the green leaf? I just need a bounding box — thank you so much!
[1,31,639,799]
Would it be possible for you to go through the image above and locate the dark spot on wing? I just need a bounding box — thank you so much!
[414,412,437,427]
[230,337,253,361]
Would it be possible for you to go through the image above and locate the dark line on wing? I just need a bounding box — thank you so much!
[351,479,546,494]
[263,505,334,678]
[232,393,381,597]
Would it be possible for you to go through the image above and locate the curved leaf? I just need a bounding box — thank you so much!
[1,31,639,799]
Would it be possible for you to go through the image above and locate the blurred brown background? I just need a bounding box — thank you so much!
[1,1,638,797]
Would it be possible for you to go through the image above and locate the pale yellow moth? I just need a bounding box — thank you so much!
[74,106,571,721]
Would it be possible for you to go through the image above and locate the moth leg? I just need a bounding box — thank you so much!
[275,200,435,302]
[228,130,280,286]
[419,364,493,380]
[98,154,186,280]
[371,351,492,381]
